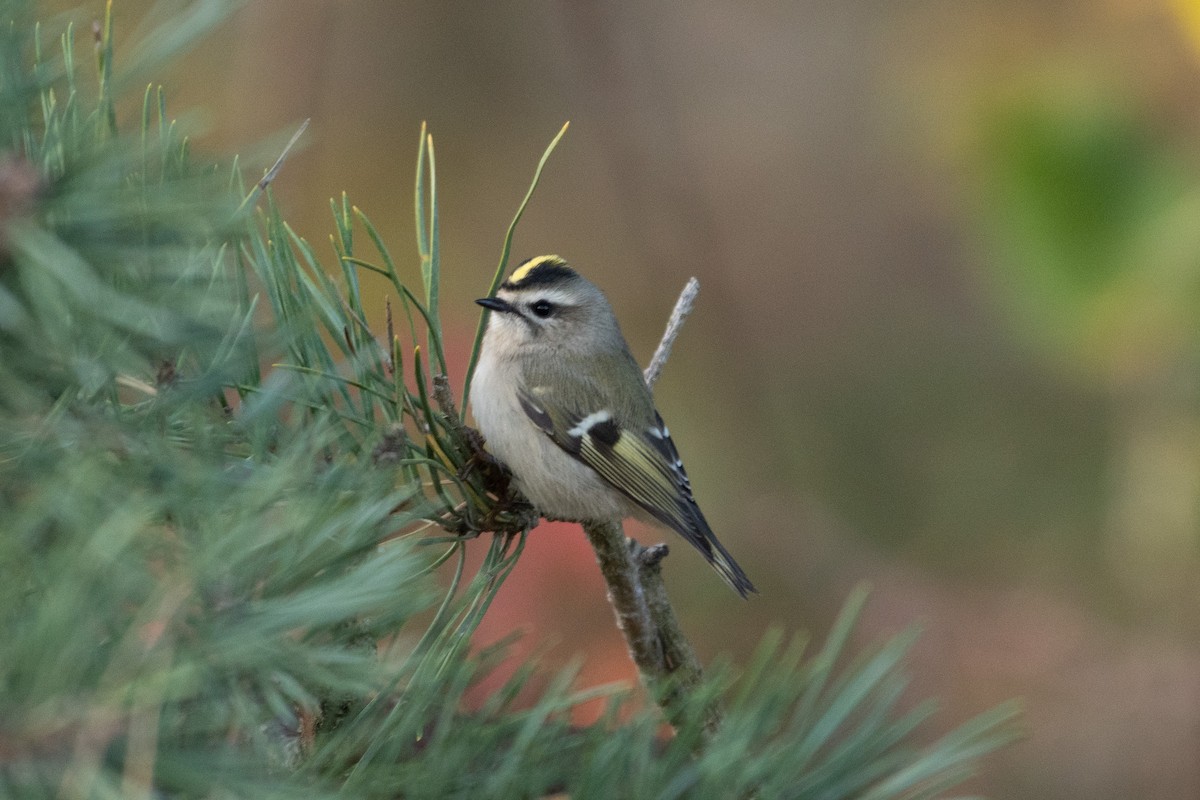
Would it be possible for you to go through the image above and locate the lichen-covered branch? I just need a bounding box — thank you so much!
[581,520,659,673]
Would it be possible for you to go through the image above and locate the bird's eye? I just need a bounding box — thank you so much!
[530,299,555,318]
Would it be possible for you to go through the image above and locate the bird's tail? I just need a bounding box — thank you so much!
[672,504,757,598]
[704,533,758,599]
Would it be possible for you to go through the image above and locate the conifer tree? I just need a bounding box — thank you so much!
[0,3,1018,797]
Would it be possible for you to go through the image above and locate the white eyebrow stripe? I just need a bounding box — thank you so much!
[523,288,577,307]
[568,410,612,438]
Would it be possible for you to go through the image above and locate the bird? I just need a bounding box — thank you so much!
[469,255,756,598]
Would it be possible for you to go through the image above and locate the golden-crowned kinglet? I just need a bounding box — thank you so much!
[470,255,756,598]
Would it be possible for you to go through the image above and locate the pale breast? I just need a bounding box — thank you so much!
[470,351,630,523]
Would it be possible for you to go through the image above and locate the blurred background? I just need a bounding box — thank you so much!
[48,0,1200,795]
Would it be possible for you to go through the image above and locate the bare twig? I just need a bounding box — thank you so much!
[638,542,722,730]
[581,520,659,672]
[581,521,718,734]
[643,276,699,388]
[583,277,719,735]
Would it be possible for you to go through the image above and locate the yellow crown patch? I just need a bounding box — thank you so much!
[509,255,566,286]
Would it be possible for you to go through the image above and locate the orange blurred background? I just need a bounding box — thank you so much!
[50,1,1200,796]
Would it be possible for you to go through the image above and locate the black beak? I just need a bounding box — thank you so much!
[476,297,513,313]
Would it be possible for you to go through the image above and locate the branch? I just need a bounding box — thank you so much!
[583,277,720,735]
[581,520,658,674]
[644,276,698,388]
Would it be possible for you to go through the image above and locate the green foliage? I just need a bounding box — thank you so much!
[0,2,1017,797]
[971,73,1200,376]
